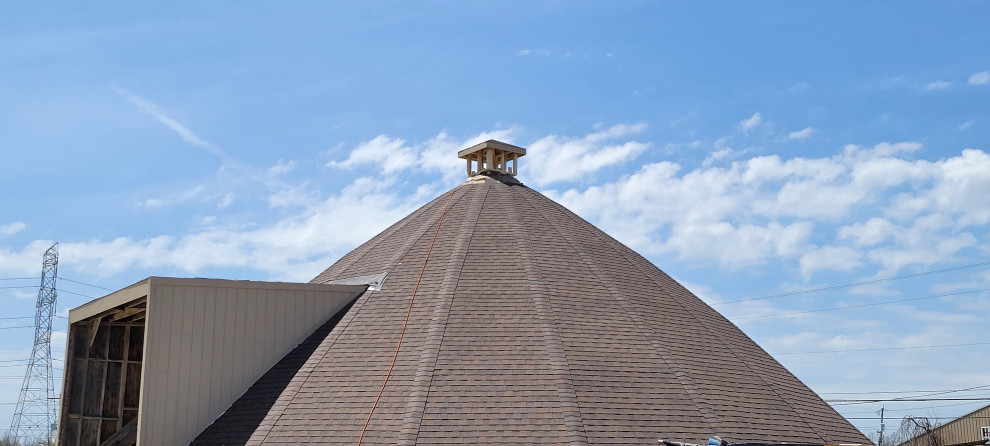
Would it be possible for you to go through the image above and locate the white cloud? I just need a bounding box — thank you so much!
[787,127,814,140]
[702,148,734,167]
[740,112,762,133]
[43,177,421,281]
[218,193,234,209]
[268,159,296,175]
[0,240,58,276]
[968,70,990,85]
[137,186,207,209]
[923,80,952,91]
[0,222,26,239]
[5,125,989,288]
[838,218,895,247]
[327,128,519,182]
[665,221,813,268]
[111,86,228,158]
[799,245,863,278]
[328,135,414,174]
[888,149,990,226]
[525,123,649,185]
[517,49,550,57]
[549,141,990,277]
[959,120,973,130]
[328,125,645,187]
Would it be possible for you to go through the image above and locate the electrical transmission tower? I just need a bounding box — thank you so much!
[9,243,59,445]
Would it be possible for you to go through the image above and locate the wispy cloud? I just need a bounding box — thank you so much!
[516,49,551,57]
[786,82,809,94]
[787,127,815,140]
[923,80,952,91]
[968,70,990,85]
[136,186,208,209]
[111,86,228,158]
[740,112,762,133]
[0,222,26,239]
[526,123,649,185]
[959,120,973,130]
[268,159,296,176]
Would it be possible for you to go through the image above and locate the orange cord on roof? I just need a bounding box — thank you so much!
[357,189,456,445]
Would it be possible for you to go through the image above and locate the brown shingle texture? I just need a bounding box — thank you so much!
[194,176,870,445]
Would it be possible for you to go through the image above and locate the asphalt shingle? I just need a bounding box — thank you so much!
[193,175,870,445]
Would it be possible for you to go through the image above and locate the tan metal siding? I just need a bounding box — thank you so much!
[135,280,364,446]
[900,405,990,446]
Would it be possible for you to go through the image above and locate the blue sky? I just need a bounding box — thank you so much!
[2,1,989,439]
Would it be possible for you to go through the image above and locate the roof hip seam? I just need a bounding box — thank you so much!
[509,186,591,445]
[253,290,373,444]
[516,187,725,437]
[398,183,490,445]
[313,189,456,283]
[561,197,836,442]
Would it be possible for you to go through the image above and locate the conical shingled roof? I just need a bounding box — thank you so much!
[194,174,870,445]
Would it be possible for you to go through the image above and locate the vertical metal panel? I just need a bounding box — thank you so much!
[162,284,181,446]
[136,278,365,446]
[938,404,990,444]
[196,286,214,437]
[900,404,990,446]
[208,286,225,418]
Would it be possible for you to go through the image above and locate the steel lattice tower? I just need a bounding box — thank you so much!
[9,243,59,445]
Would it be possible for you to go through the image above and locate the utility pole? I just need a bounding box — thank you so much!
[879,405,886,446]
[9,243,59,445]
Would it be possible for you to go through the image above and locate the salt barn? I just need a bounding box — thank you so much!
[56,141,871,445]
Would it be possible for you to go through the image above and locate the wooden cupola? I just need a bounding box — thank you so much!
[458,140,526,178]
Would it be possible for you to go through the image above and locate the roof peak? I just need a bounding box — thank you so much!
[458,139,526,178]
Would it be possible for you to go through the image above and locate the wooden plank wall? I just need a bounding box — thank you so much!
[60,305,145,446]
[137,282,365,446]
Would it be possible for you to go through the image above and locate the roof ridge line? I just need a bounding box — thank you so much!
[398,183,490,445]
[573,207,830,442]
[252,289,375,444]
[258,188,473,443]
[516,187,724,436]
[510,187,590,445]
[315,189,453,283]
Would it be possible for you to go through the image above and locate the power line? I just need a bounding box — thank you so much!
[733,288,990,320]
[840,401,990,415]
[0,316,34,321]
[826,385,990,403]
[830,398,990,403]
[0,325,35,330]
[714,260,990,306]
[845,415,990,420]
[0,286,38,290]
[822,384,990,395]
[56,288,94,299]
[776,341,990,355]
[60,277,113,291]
[830,384,990,406]
[890,383,990,399]
[0,277,37,281]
